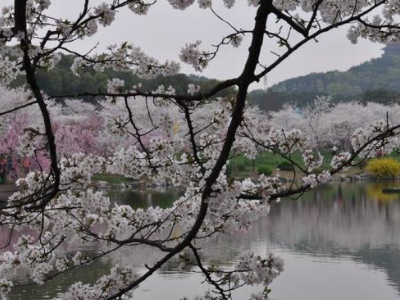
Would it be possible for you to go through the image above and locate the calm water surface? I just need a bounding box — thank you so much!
[6,182,400,300]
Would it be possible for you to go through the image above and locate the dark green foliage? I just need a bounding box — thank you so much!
[247,90,328,111]
[257,165,273,176]
[357,160,367,170]
[11,53,236,103]
[361,89,400,105]
[236,163,247,172]
[277,161,294,171]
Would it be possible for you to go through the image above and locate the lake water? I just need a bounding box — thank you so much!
[5,182,400,300]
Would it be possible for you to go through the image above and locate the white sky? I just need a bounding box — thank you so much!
[3,0,385,89]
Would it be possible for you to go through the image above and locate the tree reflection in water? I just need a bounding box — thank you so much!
[4,183,400,300]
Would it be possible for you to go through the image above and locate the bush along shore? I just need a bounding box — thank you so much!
[2,153,400,194]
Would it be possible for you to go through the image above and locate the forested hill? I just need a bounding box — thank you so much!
[12,45,400,110]
[271,43,400,95]
[11,54,234,101]
[248,43,400,111]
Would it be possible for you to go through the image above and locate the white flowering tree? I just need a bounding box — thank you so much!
[1,1,400,300]
[268,100,400,150]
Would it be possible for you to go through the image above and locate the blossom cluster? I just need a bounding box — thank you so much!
[71,43,180,78]
[191,252,283,300]
[180,41,210,72]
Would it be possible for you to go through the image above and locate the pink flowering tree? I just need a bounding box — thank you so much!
[0,86,53,179]
[1,1,400,300]
[0,89,109,179]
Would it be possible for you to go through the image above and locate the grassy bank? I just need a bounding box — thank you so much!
[93,174,133,184]
[91,151,400,183]
[228,151,363,179]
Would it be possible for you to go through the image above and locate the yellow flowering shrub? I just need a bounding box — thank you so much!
[366,158,400,177]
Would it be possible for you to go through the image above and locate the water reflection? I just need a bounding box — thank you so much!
[6,182,400,300]
[265,182,400,253]
[263,182,400,298]
[106,187,181,208]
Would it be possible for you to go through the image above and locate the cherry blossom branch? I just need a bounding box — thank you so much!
[0,100,38,117]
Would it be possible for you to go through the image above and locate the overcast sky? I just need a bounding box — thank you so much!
[4,0,385,89]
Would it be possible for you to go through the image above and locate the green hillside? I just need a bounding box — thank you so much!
[272,43,400,95]
[12,44,400,110]
[11,54,235,102]
[249,43,400,111]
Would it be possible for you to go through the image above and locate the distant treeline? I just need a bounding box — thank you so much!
[10,45,400,111]
[247,89,400,111]
[248,43,400,110]
[11,54,235,102]
[271,43,400,95]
